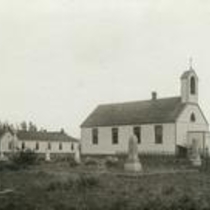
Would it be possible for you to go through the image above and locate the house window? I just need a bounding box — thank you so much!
[92,128,98,145]
[35,142,39,150]
[112,128,118,144]
[71,143,74,151]
[133,126,141,144]
[8,141,13,150]
[190,76,196,95]
[21,142,25,150]
[155,125,163,144]
[190,113,196,122]
[59,142,62,150]
[48,142,51,150]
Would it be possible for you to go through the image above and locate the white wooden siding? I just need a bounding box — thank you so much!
[81,123,176,155]
[176,104,209,147]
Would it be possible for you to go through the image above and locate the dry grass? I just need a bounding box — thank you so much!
[0,162,210,210]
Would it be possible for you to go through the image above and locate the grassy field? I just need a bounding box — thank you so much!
[1,161,210,210]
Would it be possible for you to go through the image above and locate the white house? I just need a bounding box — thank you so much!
[81,66,209,156]
[16,130,79,155]
[0,128,17,160]
[0,129,79,158]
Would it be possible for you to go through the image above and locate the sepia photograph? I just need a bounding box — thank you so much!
[1,0,210,209]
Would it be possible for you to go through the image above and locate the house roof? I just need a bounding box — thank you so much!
[0,127,14,138]
[0,130,8,138]
[81,97,186,128]
[17,131,79,142]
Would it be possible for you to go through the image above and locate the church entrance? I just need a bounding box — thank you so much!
[187,131,209,157]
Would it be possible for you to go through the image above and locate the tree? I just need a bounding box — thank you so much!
[28,121,37,132]
[12,149,38,166]
[20,121,27,131]
[60,128,65,134]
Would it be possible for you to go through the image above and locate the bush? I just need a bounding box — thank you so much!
[105,156,119,168]
[84,157,98,166]
[11,149,38,166]
[69,156,79,167]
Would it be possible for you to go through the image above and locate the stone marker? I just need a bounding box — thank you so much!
[74,144,81,164]
[124,134,142,172]
[0,151,5,161]
[45,149,51,162]
[0,152,8,162]
[190,139,201,167]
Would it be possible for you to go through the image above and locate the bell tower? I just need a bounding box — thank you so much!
[180,58,198,104]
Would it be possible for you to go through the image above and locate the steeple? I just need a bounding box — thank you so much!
[180,58,198,104]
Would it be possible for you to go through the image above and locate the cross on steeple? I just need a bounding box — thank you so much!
[189,57,193,69]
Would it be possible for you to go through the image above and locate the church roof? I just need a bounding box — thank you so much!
[17,131,78,142]
[81,97,186,128]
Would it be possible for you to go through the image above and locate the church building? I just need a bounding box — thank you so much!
[81,65,209,156]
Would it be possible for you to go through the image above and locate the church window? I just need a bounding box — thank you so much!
[112,128,118,144]
[155,125,163,144]
[190,76,196,95]
[190,113,196,122]
[92,128,98,145]
[36,142,39,150]
[133,126,141,144]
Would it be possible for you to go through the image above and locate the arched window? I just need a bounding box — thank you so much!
[190,76,196,95]
[190,113,196,122]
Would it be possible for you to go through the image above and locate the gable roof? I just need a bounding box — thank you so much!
[0,127,14,138]
[17,131,78,142]
[81,97,186,128]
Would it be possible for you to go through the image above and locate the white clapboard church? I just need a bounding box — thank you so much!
[81,65,209,156]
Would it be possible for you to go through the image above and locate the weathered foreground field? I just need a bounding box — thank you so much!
[0,163,210,210]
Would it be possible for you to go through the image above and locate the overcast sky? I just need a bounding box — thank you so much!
[0,0,210,137]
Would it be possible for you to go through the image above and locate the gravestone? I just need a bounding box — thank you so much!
[74,144,81,164]
[45,149,51,162]
[190,139,201,167]
[124,135,142,172]
[0,152,8,162]
[0,151,5,161]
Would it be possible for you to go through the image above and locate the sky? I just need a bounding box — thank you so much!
[0,0,210,138]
